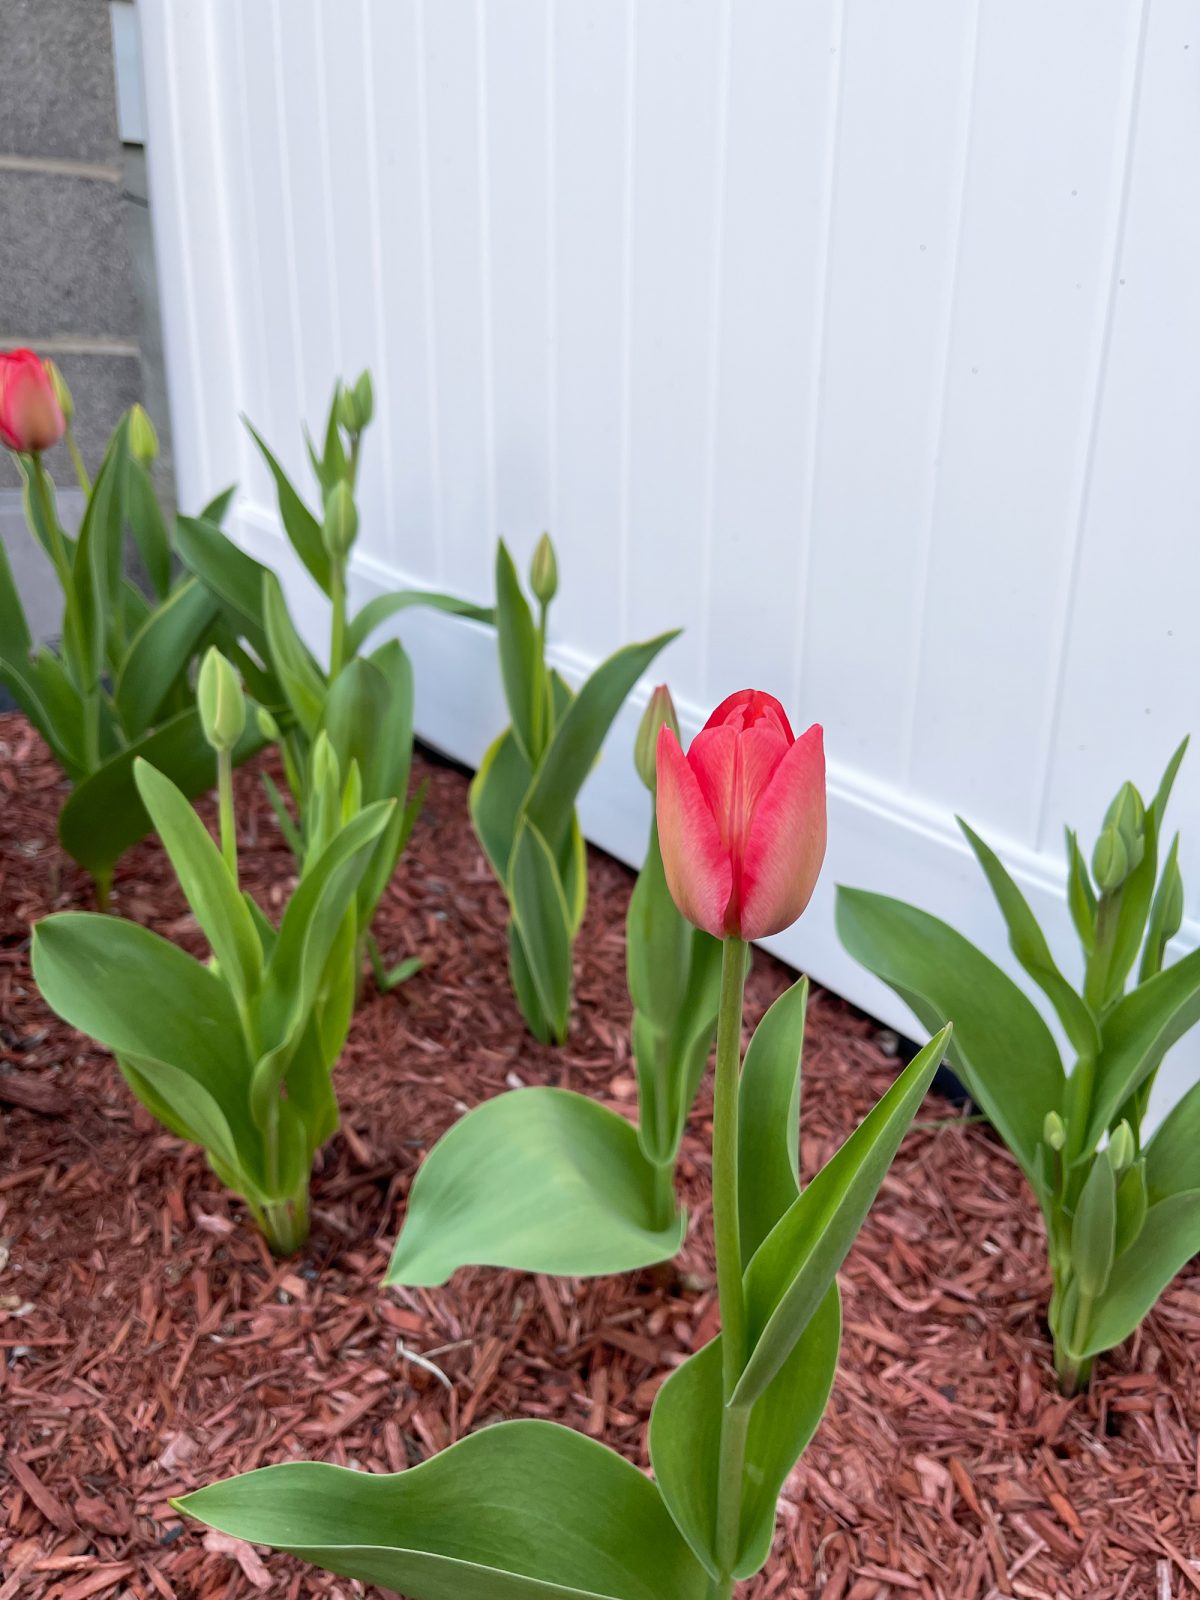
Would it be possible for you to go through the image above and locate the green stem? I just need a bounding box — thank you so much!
[32,455,99,770]
[217,748,238,878]
[66,425,91,496]
[252,1180,311,1256]
[1084,892,1120,1014]
[348,433,361,491]
[330,558,347,678]
[1056,1285,1095,1395]
[714,937,748,1389]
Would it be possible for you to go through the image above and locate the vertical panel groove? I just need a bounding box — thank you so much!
[312,1,343,375]
[414,0,445,578]
[360,0,397,545]
[233,12,270,410]
[792,0,847,714]
[899,0,984,789]
[617,0,639,637]
[475,0,498,546]
[270,0,307,405]
[546,0,560,541]
[697,0,735,696]
[1032,0,1152,846]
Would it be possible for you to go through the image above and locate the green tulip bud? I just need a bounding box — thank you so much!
[634,684,681,793]
[1158,849,1185,944]
[1092,823,1130,894]
[1071,1153,1116,1299]
[45,359,74,425]
[323,480,358,562]
[197,647,246,754]
[352,370,374,430]
[256,706,281,743]
[529,532,558,606]
[1043,1110,1066,1152]
[1107,1120,1135,1174]
[129,403,159,465]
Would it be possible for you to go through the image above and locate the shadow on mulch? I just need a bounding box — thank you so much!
[1,710,1198,1600]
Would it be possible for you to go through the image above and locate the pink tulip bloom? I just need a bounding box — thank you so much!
[656,689,826,941]
[0,349,66,454]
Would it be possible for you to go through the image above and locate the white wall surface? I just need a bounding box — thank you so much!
[138,0,1200,1114]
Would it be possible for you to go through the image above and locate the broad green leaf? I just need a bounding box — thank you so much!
[523,629,680,862]
[1087,944,1200,1148]
[32,914,254,1135]
[836,887,1063,1185]
[738,976,808,1262]
[345,587,495,659]
[176,1419,709,1600]
[507,921,553,1044]
[113,578,219,736]
[649,1288,839,1581]
[1106,739,1187,1001]
[245,419,331,595]
[1144,1079,1200,1203]
[119,1052,251,1188]
[1070,1153,1115,1297]
[1082,1192,1200,1358]
[262,571,326,736]
[0,533,32,667]
[57,706,265,880]
[627,820,693,1032]
[469,728,534,883]
[71,422,128,692]
[175,514,272,651]
[733,1026,949,1407]
[1140,833,1182,983]
[199,484,237,525]
[133,760,262,1007]
[0,647,85,777]
[1065,828,1096,955]
[385,1087,684,1286]
[495,539,543,763]
[323,644,413,808]
[508,819,574,1043]
[959,819,1099,1060]
[123,455,172,599]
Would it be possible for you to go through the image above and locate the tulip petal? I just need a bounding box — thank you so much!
[739,724,827,941]
[703,688,795,742]
[656,727,732,940]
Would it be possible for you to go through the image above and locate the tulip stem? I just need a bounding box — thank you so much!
[66,425,91,496]
[217,748,238,880]
[713,936,749,1392]
[329,559,347,680]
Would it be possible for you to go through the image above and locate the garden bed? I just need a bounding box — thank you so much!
[1,708,1198,1600]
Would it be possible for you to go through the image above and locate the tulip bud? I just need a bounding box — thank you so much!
[1092,823,1130,894]
[197,648,246,754]
[256,706,281,743]
[0,348,66,454]
[323,480,358,562]
[1071,1153,1116,1299]
[1104,780,1145,846]
[45,359,74,424]
[1043,1110,1066,1151]
[129,403,159,465]
[529,533,558,607]
[635,684,680,793]
[352,370,374,430]
[335,381,358,435]
[1107,1120,1135,1174]
[1158,848,1185,944]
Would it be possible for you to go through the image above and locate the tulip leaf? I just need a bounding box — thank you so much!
[733,1026,948,1408]
[1144,1079,1200,1203]
[649,1288,839,1581]
[738,975,808,1262]
[345,587,495,659]
[1082,1193,1200,1359]
[1065,828,1097,955]
[175,514,272,653]
[1070,1153,1116,1298]
[263,572,326,737]
[113,577,220,737]
[469,728,534,884]
[1105,739,1187,999]
[57,706,265,881]
[958,819,1099,1060]
[508,819,574,1045]
[176,1420,709,1600]
[507,922,555,1044]
[385,1087,685,1286]
[495,539,543,764]
[123,454,172,600]
[245,420,331,597]
[1086,945,1200,1149]
[0,532,33,668]
[836,887,1063,1185]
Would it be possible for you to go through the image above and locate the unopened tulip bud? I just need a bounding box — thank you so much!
[0,348,66,453]
[352,370,374,430]
[256,706,281,743]
[323,480,358,562]
[635,684,680,793]
[198,648,246,754]
[129,403,159,465]
[1159,850,1184,943]
[335,381,358,435]
[1104,781,1145,847]
[529,533,558,607]
[45,360,74,424]
[1107,1121,1135,1174]
[1043,1110,1066,1152]
[1092,823,1130,894]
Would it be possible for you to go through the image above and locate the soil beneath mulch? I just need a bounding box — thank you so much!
[1,711,1198,1600]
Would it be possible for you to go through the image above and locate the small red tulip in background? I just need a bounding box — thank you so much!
[0,348,66,454]
[656,688,826,941]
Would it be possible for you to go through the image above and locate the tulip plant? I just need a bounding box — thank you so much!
[472,536,677,1041]
[838,740,1200,1390]
[177,689,949,1600]
[178,373,492,993]
[385,685,722,1285]
[32,653,393,1254]
[0,349,257,901]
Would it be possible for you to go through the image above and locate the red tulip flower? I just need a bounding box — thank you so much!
[656,689,826,941]
[0,349,66,454]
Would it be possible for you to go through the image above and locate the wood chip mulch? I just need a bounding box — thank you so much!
[1,709,1198,1600]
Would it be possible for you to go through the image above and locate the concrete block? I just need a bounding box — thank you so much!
[0,0,121,165]
[0,170,138,339]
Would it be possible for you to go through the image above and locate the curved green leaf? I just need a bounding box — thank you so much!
[1088,945,1200,1148]
[263,572,326,736]
[649,1288,839,1581]
[469,728,534,883]
[509,819,574,1044]
[176,1420,708,1600]
[1106,739,1188,998]
[113,577,219,736]
[738,976,808,1262]
[175,514,272,650]
[345,587,494,659]
[245,419,331,596]
[1145,1079,1200,1203]
[1082,1193,1200,1358]
[836,887,1063,1183]
[385,1087,684,1287]
[495,539,544,763]
[123,454,172,599]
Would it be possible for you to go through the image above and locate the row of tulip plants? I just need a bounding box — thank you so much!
[4,347,1200,1597]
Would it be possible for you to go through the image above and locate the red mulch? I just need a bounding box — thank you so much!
[1,709,1198,1600]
